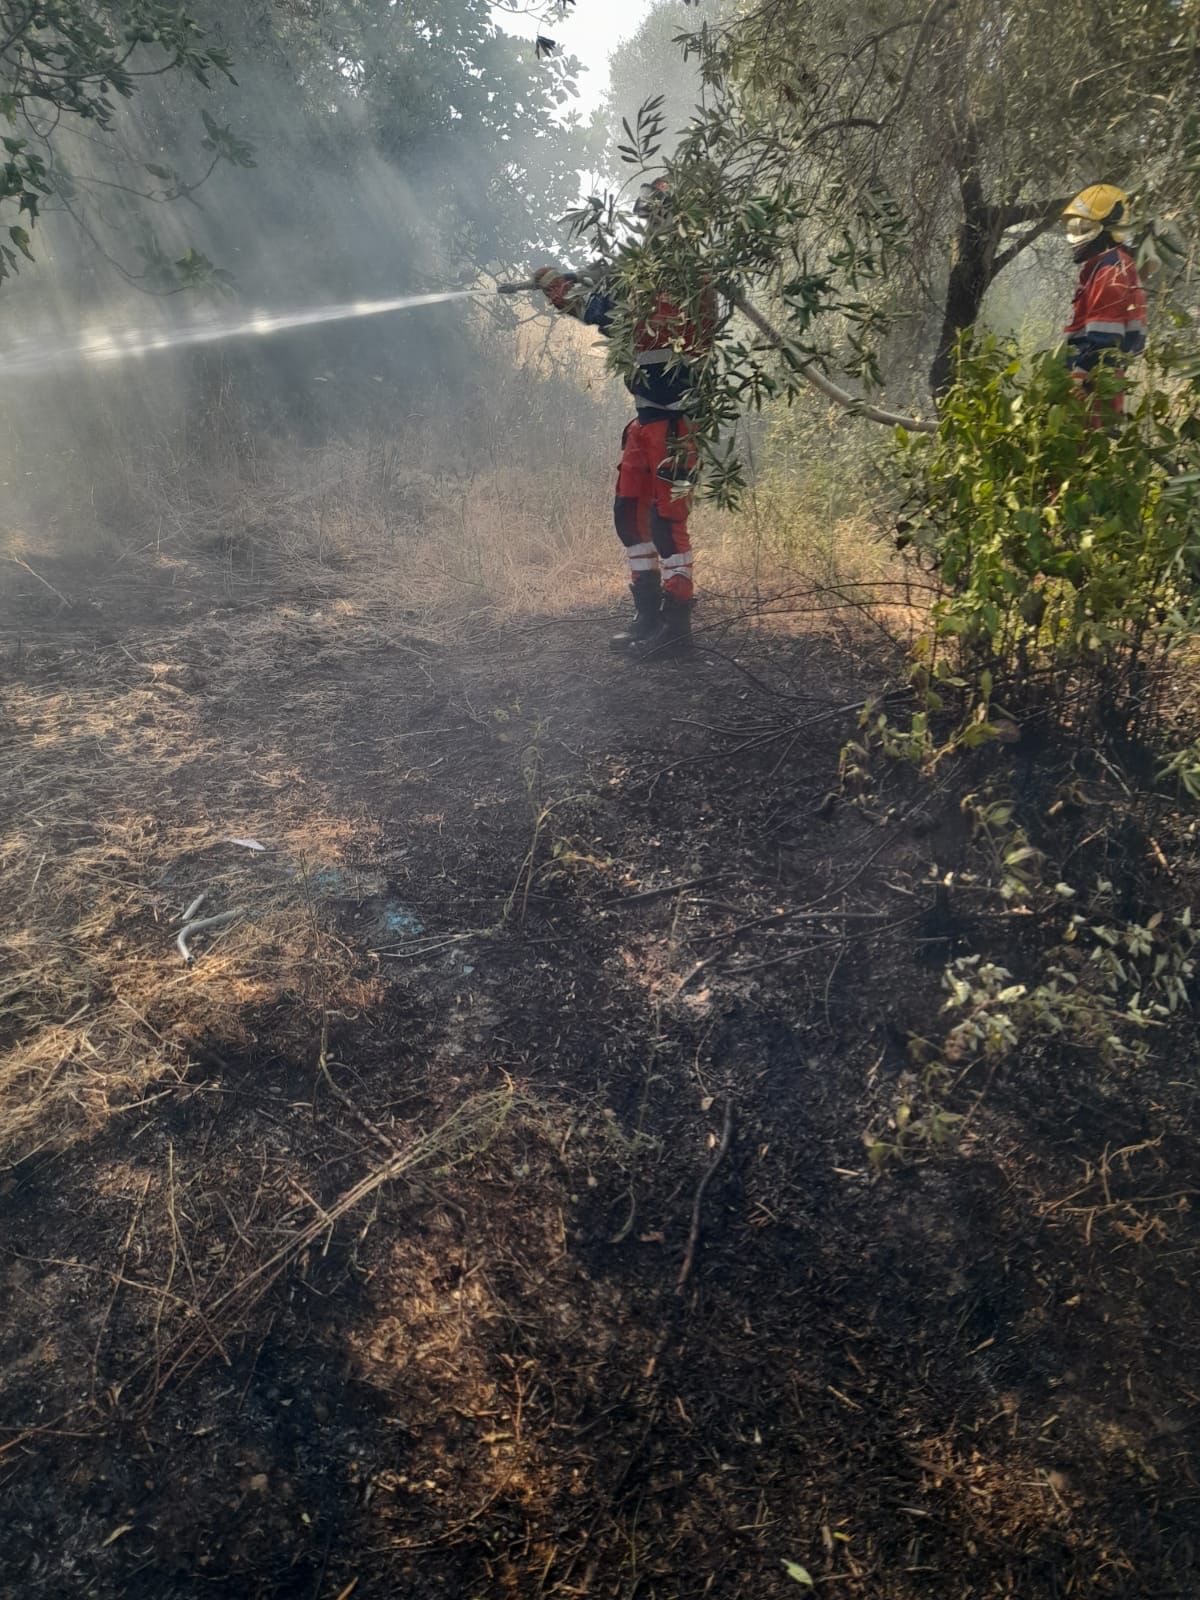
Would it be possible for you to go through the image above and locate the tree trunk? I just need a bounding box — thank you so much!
[929,162,1001,397]
[929,176,1071,397]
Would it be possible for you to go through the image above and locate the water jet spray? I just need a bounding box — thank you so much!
[0,273,609,381]
[0,287,481,380]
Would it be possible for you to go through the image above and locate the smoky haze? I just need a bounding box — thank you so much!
[0,0,605,551]
[603,1,707,171]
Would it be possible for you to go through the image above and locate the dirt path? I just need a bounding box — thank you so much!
[2,558,1198,1598]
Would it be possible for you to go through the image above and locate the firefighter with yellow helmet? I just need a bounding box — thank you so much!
[1062,184,1148,423]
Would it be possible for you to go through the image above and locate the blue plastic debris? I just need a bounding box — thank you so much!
[381,903,424,937]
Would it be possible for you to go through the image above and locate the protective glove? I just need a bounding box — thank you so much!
[533,266,586,316]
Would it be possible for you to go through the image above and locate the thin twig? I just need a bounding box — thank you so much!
[728,912,922,976]
[652,701,867,782]
[165,1143,232,1368]
[605,872,735,907]
[677,1097,735,1294]
[11,555,72,608]
[316,1010,406,1161]
[90,1173,152,1399]
[150,1091,518,1389]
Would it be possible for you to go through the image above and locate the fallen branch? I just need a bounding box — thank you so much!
[677,1096,735,1294]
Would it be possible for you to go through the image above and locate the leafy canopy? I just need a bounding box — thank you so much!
[0,0,241,285]
[573,0,1198,479]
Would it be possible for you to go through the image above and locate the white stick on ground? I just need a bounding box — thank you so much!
[177,909,244,964]
[180,892,208,924]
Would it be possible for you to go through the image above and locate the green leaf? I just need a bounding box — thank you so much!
[783,1561,815,1586]
[1005,846,1038,867]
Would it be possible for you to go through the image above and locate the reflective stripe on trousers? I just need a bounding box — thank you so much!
[613,416,696,601]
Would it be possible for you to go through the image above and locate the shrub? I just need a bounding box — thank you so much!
[895,336,1200,748]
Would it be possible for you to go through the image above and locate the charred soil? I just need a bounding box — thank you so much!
[1,547,1198,1599]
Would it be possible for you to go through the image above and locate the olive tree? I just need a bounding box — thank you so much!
[557,0,1197,505]
[0,1,251,287]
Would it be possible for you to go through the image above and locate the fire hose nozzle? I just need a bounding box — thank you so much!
[497,265,604,298]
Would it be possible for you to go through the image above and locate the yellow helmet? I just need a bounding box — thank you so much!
[1063,184,1131,247]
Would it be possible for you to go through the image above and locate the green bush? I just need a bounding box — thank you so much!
[895,336,1200,748]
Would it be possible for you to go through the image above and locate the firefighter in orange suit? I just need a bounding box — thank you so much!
[534,180,716,658]
[1062,184,1148,426]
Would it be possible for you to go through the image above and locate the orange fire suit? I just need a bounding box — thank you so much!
[540,273,715,602]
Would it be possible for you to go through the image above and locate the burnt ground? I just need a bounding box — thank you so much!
[1,547,1199,1599]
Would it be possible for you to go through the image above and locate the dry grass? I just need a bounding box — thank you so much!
[0,305,915,632]
[0,598,397,1165]
[5,326,1200,1600]
[0,791,376,1167]
[0,314,922,1173]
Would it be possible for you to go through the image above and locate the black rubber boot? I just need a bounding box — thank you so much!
[609,573,662,653]
[629,591,694,660]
